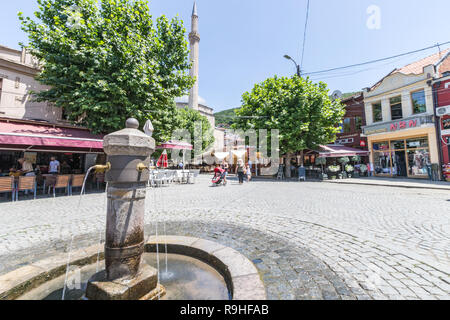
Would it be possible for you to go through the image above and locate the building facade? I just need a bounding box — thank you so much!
[0,45,62,122]
[0,46,104,175]
[362,50,450,179]
[432,72,450,166]
[336,92,368,152]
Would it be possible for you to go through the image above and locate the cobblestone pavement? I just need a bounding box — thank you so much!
[0,176,449,300]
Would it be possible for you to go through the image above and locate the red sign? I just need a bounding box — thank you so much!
[390,120,418,131]
[360,140,366,147]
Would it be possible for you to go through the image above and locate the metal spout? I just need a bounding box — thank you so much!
[136,163,149,172]
[94,162,111,172]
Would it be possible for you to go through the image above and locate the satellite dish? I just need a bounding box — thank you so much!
[331,90,343,101]
[143,120,154,137]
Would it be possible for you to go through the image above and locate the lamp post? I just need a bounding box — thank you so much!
[283,55,301,77]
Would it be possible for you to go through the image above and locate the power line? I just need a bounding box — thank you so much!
[299,0,311,73]
[302,41,450,77]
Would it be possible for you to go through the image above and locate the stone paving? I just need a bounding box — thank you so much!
[0,175,449,300]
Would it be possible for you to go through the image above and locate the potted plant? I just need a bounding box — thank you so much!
[351,155,361,164]
[337,157,350,179]
[359,164,368,177]
[345,164,354,178]
[315,157,327,180]
[327,165,340,180]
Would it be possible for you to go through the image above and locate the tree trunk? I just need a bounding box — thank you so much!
[299,150,304,166]
[285,154,292,178]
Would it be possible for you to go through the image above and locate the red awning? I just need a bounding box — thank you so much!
[156,140,193,150]
[0,120,104,152]
[319,145,369,158]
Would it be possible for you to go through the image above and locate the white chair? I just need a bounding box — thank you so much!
[151,172,165,188]
[188,169,200,184]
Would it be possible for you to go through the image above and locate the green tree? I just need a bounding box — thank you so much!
[19,0,194,143]
[175,107,214,158]
[233,76,345,178]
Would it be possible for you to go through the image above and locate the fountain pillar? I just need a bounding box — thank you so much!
[86,118,163,300]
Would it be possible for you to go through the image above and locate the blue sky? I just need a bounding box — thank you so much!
[1,0,450,112]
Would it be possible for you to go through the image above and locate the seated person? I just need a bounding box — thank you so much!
[9,167,21,177]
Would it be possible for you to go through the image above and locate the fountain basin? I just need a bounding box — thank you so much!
[0,236,266,300]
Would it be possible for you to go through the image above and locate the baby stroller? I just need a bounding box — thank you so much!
[212,168,227,186]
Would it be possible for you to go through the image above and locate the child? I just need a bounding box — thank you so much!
[246,164,252,182]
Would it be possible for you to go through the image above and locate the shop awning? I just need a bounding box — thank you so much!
[319,145,369,158]
[0,120,104,152]
[156,140,193,150]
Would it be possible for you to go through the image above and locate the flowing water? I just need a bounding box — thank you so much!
[61,166,96,301]
[18,253,229,300]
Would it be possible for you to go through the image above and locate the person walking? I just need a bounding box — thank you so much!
[236,159,245,185]
[246,163,252,182]
[221,160,229,185]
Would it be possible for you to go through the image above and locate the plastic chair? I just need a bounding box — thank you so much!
[0,176,15,202]
[49,175,71,197]
[70,174,85,195]
[16,176,37,200]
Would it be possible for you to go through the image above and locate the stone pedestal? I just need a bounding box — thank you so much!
[86,264,165,300]
[86,118,159,300]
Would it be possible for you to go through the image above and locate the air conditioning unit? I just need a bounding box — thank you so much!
[436,106,450,116]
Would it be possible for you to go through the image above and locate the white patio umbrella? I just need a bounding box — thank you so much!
[214,152,229,162]
[232,149,247,160]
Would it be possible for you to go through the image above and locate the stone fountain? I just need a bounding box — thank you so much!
[0,119,266,301]
[85,118,163,300]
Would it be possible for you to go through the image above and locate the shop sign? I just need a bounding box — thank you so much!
[360,140,366,147]
[390,119,418,131]
[363,115,430,135]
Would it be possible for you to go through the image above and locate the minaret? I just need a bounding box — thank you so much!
[188,1,200,111]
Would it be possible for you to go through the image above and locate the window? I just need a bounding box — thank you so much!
[373,152,391,175]
[343,118,351,133]
[411,90,426,114]
[372,102,382,122]
[355,116,362,131]
[406,137,428,148]
[390,96,403,120]
[372,141,389,151]
[390,140,405,150]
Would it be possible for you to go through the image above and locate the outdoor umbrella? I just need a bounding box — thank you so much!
[156,140,193,169]
[214,152,229,162]
[156,149,169,168]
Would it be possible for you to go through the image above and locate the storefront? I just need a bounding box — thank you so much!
[0,118,104,176]
[363,115,439,179]
[439,115,450,165]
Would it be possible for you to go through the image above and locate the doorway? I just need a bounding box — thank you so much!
[394,151,407,177]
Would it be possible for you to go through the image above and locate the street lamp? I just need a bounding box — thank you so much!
[284,55,301,77]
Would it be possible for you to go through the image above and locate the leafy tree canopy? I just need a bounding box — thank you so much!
[175,107,214,154]
[233,76,345,156]
[19,0,194,143]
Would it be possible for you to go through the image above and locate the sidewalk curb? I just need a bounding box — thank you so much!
[323,180,450,191]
